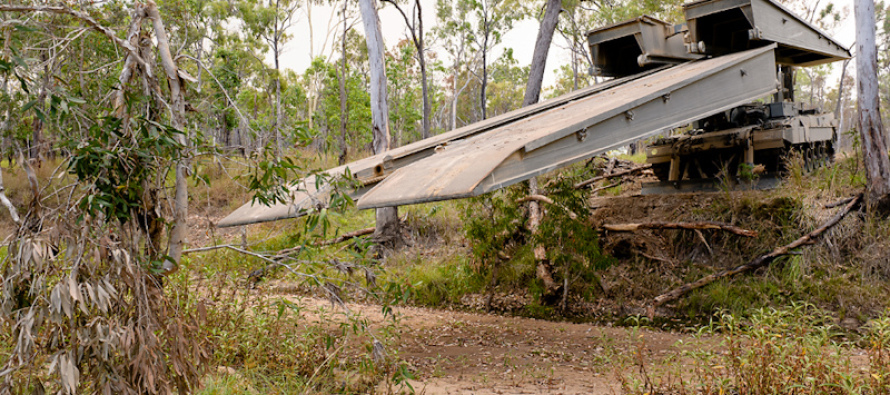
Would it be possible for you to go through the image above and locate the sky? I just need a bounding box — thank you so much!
[274,0,859,90]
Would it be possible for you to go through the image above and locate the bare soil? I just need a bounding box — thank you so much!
[267,294,710,395]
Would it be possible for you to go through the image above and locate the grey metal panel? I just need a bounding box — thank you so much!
[588,16,699,77]
[524,45,774,152]
[748,0,850,62]
[217,68,663,227]
[684,0,752,19]
[355,45,777,209]
[684,0,850,64]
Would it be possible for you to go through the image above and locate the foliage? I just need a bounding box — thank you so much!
[65,117,184,222]
[463,169,613,307]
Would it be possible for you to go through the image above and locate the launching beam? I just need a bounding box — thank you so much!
[216,68,665,227]
[219,45,778,226]
[356,45,778,208]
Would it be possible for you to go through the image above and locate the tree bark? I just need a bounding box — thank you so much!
[146,0,188,273]
[855,0,890,212]
[417,1,431,139]
[601,222,757,237]
[273,0,283,159]
[653,194,862,306]
[522,0,562,300]
[523,0,561,106]
[338,0,349,165]
[360,0,400,247]
[480,6,489,120]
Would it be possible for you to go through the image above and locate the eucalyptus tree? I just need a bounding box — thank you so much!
[238,0,301,157]
[465,0,521,120]
[435,0,478,129]
[855,0,890,211]
[381,0,433,139]
[359,0,401,246]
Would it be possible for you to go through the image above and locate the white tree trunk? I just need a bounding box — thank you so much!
[359,0,400,244]
[146,0,189,271]
[855,0,890,211]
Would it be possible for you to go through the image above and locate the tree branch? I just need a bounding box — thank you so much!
[653,194,862,306]
[0,4,152,78]
[602,221,758,237]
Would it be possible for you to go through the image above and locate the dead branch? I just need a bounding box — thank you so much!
[824,196,857,209]
[181,226,375,256]
[574,164,652,189]
[516,194,578,220]
[590,181,623,194]
[602,221,758,237]
[653,193,862,307]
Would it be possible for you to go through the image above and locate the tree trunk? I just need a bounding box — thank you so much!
[480,11,489,120]
[523,0,562,300]
[360,0,401,247]
[146,0,188,272]
[417,1,431,139]
[338,0,349,165]
[523,0,561,106]
[855,0,890,212]
[272,0,283,158]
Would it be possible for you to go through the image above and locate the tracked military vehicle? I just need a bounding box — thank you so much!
[219,0,850,228]
[587,0,844,194]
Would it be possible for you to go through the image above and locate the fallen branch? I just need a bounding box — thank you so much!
[516,194,578,220]
[590,182,622,194]
[602,221,758,237]
[574,164,652,189]
[274,226,376,256]
[182,227,375,256]
[824,196,856,209]
[653,193,862,307]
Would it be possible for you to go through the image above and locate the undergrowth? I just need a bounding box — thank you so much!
[621,303,890,394]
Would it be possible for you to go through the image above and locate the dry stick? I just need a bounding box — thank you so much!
[182,226,376,256]
[602,221,758,237]
[653,193,863,307]
[274,226,375,256]
[590,182,622,194]
[516,194,578,220]
[824,196,857,209]
[574,164,652,189]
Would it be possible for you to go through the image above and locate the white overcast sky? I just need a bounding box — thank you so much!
[274,0,858,88]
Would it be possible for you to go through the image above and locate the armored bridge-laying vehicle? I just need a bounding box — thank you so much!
[586,0,847,193]
[218,0,850,228]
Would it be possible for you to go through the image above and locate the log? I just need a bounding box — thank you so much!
[653,194,862,306]
[602,221,758,237]
[574,164,652,189]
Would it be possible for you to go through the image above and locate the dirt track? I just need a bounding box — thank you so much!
[270,294,709,395]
